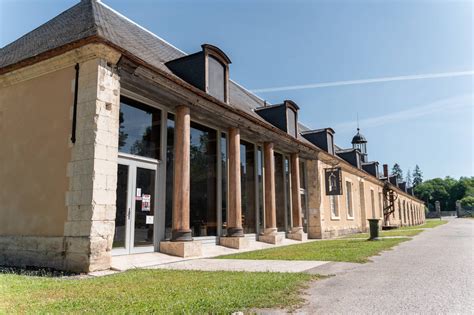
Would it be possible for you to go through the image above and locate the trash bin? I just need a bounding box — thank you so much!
[368,219,380,240]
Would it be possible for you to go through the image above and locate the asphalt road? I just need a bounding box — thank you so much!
[300,218,474,314]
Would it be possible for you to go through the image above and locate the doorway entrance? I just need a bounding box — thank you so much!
[113,156,158,255]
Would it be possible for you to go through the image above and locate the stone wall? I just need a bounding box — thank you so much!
[63,58,121,272]
[306,159,322,238]
[426,211,457,218]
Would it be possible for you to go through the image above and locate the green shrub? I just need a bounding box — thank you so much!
[460,196,474,208]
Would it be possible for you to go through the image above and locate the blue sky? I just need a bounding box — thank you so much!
[1,0,472,181]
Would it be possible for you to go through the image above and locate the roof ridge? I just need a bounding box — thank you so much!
[97,0,187,56]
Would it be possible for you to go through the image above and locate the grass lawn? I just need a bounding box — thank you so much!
[0,269,317,314]
[217,238,409,263]
[399,219,448,230]
[343,229,424,239]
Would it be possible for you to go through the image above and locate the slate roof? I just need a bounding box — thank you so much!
[0,1,422,199]
[0,0,354,163]
[0,0,265,113]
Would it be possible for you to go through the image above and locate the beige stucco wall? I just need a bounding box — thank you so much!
[319,162,364,237]
[0,67,74,236]
[305,152,425,238]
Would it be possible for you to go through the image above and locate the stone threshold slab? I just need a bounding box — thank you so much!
[110,238,319,271]
[150,259,330,273]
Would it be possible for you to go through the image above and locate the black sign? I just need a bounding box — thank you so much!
[325,167,342,195]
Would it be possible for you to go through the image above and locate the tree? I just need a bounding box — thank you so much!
[414,178,450,211]
[461,196,474,208]
[412,165,423,187]
[392,163,403,182]
[118,111,128,149]
[451,177,474,209]
[406,169,412,187]
[414,176,474,212]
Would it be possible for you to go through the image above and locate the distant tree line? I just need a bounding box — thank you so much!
[390,163,473,212]
[414,177,474,212]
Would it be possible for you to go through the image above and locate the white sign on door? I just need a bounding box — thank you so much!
[142,194,151,212]
[146,215,154,224]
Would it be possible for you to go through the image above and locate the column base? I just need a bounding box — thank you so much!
[287,228,307,241]
[227,227,244,237]
[219,236,249,249]
[171,229,192,242]
[258,232,284,245]
[160,241,202,258]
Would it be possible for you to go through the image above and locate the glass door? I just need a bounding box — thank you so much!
[113,157,158,255]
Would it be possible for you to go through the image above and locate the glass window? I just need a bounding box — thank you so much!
[164,114,175,240]
[134,167,156,247]
[208,56,225,102]
[119,97,161,159]
[346,181,353,218]
[299,160,308,233]
[301,194,307,233]
[379,192,384,219]
[285,157,292,230]
[286,108,296,137]
[189,122,217,237]
[257,147,264,232]
[164,117,219,238]
[299,160,306,189]
[398,200,402,220]
[370,189,376,219]
[330,195,339,218]
[241,141,257,234]
[221,133,228,233]
[113,164,129,248]
[275,153,286,231]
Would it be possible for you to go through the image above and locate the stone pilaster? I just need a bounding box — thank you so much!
[306,159,322,239]
[64,58,120,272]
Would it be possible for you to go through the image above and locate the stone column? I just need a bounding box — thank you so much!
[160,105,201,257]
[171,105,192,241]
[219,127,248,249]
[259,142,283,244]
[287,153,307,241]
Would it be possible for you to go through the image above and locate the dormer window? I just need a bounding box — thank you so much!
[207,56,225,101]
[255,100,299,137]
[285,102,298,137]
[165,44,231,104]
[203,45,231,103]
[335,148,362,169]
[301,128,335,154]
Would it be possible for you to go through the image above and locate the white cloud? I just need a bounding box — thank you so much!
[251,71,474,93]
[333,94,474,132]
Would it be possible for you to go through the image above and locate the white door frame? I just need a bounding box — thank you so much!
[112,154,159,255]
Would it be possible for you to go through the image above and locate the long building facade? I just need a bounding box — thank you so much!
[0,0,425,272]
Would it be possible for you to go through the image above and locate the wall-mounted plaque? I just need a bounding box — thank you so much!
[325,167,342,195]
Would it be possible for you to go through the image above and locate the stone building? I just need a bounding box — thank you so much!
[0,0,425,272]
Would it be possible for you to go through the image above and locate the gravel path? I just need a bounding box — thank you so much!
[298,218,474,314]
